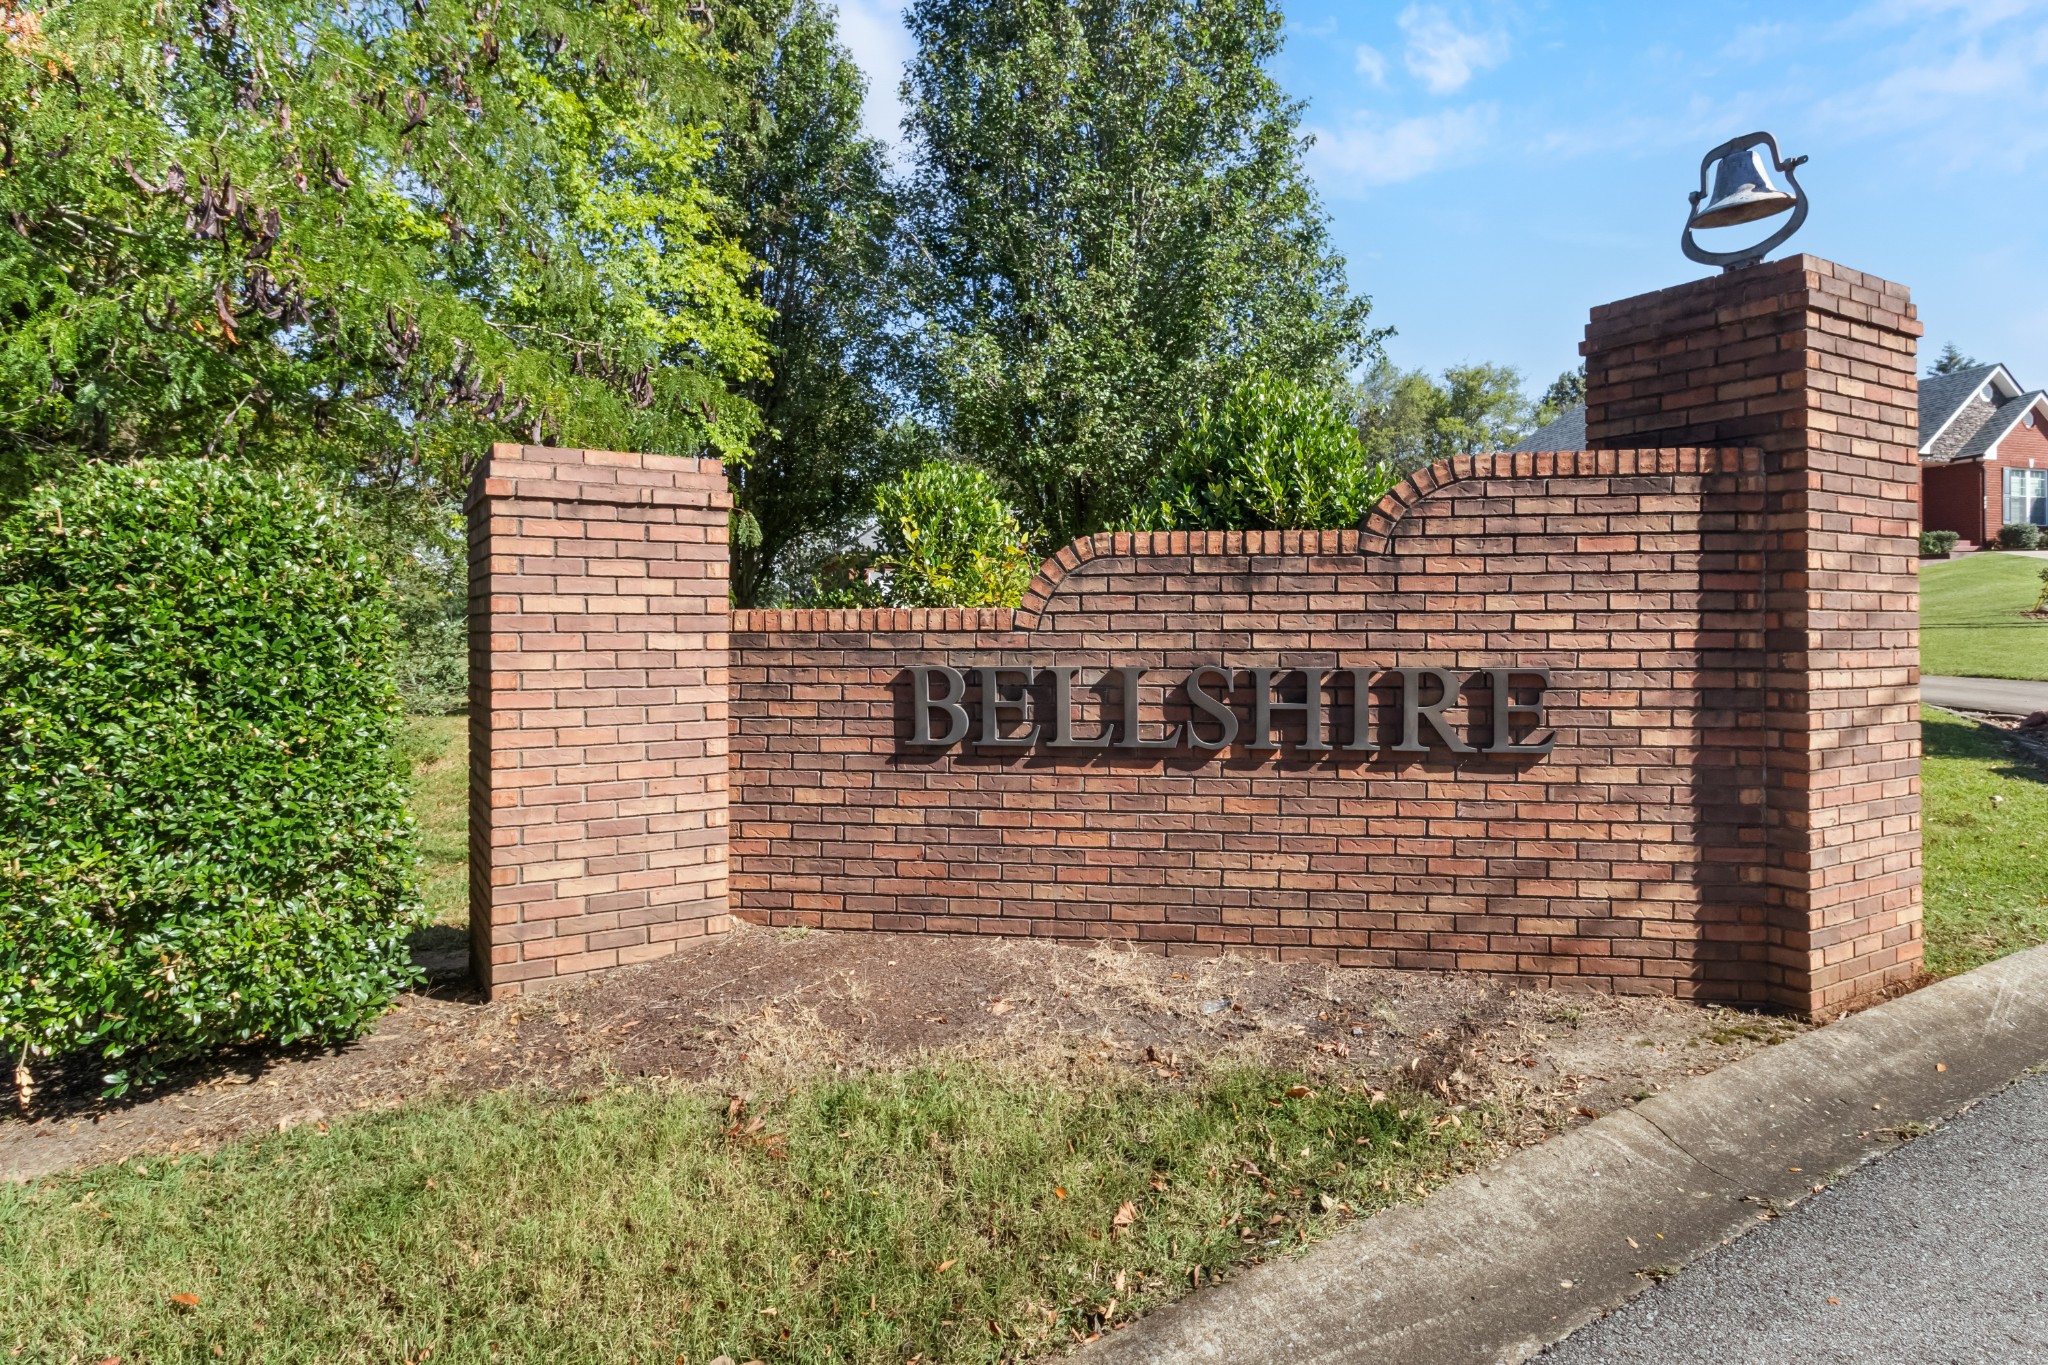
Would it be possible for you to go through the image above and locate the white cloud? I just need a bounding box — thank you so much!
[1307,105,1497,193]
[1398,5,1509,94]
[1355,43,1388,87]
[834,0,914,156]
[1850,0,2048,31]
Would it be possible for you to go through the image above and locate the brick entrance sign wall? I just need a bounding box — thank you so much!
[468,255,1922,1015]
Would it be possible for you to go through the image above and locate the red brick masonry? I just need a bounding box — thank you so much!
[732,450,1783,1002]
[466,447,732,998]
[472,257,1922,1014]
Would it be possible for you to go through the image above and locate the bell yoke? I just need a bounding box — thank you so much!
[904,664,1555,756]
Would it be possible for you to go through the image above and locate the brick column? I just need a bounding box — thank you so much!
[466,444,732,999]
[1582,255,1923,1015]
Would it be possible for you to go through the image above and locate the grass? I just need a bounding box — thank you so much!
[1921,552,2048,680]
[1921,706,2048,975]
[0,1066,1478,1364]
[399,714,468,926]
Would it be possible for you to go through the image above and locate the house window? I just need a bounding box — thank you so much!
[2006,467,2048,526]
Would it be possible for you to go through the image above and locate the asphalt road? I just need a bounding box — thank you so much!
[1538,1068,2048,1364]
[1922,674,2048,716]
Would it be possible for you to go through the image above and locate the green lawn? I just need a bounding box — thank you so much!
[1921,707,2048,975]
[1921,552,2048,680]
[0,1067,1474,1364]
[399,715,469,926]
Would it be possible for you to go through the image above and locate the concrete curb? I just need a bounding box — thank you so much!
[1085,945,2048,1365]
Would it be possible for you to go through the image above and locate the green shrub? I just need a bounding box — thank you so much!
[1997,522,2041,550]
[1919,529,1961,557]
[1128,371,1399,531]
[870,460,1037,608]
[0,462,421,1094]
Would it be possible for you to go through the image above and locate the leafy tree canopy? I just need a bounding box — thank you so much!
[900,0,1379,549]
[713,0,908,608]
[0,0,770,507]
[1353,358,1534,474]
[1129,370,1395,531]
[1536,366,1584,422]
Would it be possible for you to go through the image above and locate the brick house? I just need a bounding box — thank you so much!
[1520,361,2048,548]
[1916,364,2048,546]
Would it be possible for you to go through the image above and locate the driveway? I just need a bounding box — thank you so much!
[1537,1067,2048,1363]
[1922,674,2048,716]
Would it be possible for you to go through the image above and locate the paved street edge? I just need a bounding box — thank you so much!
[1084,944,2048,1365]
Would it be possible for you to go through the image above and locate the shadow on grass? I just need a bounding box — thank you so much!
[1924,712,2048,787]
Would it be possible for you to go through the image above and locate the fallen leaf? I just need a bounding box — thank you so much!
[1053,1187,1068,1200]
[988,999,1013,1016]
[1284,1085,1312,1099]
[1827,1297,1840,1305]
[1112,1200,1138,1229]
[1936,1063,1947,1072]
[935,1259,956,1274]
[169,1293,199,1311]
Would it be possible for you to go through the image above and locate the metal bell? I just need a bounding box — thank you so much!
[1688,147,1797,228]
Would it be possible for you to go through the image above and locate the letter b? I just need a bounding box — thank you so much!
[907,666,970,745]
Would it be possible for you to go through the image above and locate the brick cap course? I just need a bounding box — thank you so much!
[1582,254,1924,351]
[732,445,1756,635]
[464,442,732,514]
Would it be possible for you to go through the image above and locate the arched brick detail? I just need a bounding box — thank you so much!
[1361,447,1754,553]
[739,451,1754,636]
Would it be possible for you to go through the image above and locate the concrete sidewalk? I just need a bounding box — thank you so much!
[1922,674,2048,716]
[1538,1067,2048,1363]
[1084,946,2048,1365]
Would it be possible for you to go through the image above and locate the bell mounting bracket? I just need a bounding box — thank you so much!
[1681,131,1810,273]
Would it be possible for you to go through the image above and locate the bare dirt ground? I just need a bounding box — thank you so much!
[3,925,1805,1182]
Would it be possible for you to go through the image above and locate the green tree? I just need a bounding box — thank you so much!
[1129,371,1396,530]
[0,0,770,509]
[1353,359,1533,474]
[713,0,909,607]
[900,0,1378,548]
[872,459,1036,608]
[1927,342,1983,377]
[1536,366,1585,423]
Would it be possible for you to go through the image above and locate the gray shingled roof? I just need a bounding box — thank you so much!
[1514,362,2035,462]
[1956,390,2048,461]
[1511,405,1585,453]
[1918,364,2004,450]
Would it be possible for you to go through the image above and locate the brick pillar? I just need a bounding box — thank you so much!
[466,444,732,999]
[1582,255,1923,1015]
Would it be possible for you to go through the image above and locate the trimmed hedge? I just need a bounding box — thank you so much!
[1998,523,2043,551]
[1919,529,1960,558]
[1,462,421,1093]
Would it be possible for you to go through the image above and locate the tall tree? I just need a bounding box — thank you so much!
[1536,366,1585,422]
[0,0,770,508]
[900,0,1378,547]
[1927,342,1983,377]
[1353,359,1533,474]
[713,0,907,607]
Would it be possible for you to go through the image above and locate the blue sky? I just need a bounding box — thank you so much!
[832,0,2048,393]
